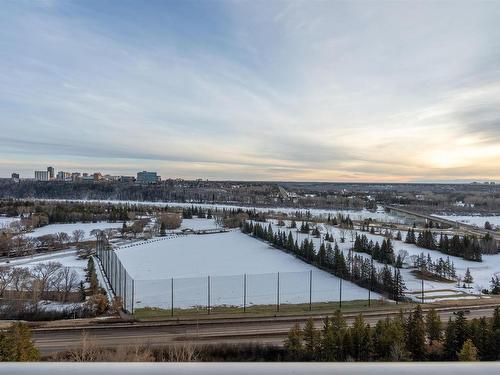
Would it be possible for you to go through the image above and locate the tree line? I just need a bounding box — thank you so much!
[405,229,495,261]
[284,306,500,361]
[241,221,406,301]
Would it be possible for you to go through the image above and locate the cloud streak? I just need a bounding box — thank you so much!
[0,0,499,182]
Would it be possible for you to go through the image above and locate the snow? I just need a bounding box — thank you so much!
[0,216,18,228]
[180,217,220,231]
[26,222,124,240]
[41,198,406,224]
[0,249,87,280]
[260,220,500,299]
[115,231,381,309]
[432,214,500,229]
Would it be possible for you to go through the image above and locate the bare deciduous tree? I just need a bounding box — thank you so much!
[0,266,14,297]
[72,229,85,244]
[31,262,63,299]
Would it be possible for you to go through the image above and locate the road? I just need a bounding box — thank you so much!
[386,206,500,241]
[32,304,498,355]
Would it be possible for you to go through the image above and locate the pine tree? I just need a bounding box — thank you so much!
[303,318,320,359]
[457,339,478,361]
[284,323,303,360]
[86,257,95,282]
[493,307,500,331]
[406,305,427,360]
[321,311,347,361]
[79,281,86,301]
[464,268,473,288]
[444,318,458,360]
[351,314,372,361]
[426,308,442,343]
[0,323,39,361]
[317,243,326,266]
[454,311,471,355]
[160,221,166,236]
[89,271,99,295]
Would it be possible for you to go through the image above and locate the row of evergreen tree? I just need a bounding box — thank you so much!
[353,234,397,265]
[413,252,457,280]
[285,306,500,361]
[181,205,213,219]
[327,213,353,228]
[405,229,483,261]
[241,221,406,301]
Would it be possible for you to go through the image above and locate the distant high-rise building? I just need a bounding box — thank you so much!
[136,171,159,184]
[35,170,49,181]
[47,166,54,180]
[120,176,135,183]
[11,173,20,182]
[56,171,71,181]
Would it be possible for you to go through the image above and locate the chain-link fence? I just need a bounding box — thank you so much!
[95,239,391,315]
[132,270,384,316]
[95,242,134,312]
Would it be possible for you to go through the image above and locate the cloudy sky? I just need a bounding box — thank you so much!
[1,0,499,182]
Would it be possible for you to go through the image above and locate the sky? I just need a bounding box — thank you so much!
[1,0,499,182]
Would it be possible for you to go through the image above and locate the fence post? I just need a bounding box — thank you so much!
[369,258,373,307]
[171,277,174,317]
[131,278,134,314]
[309,270,312,311]
[339,277,343,310]
[243,273,247,313]
[277,272,280,313]
[207,275,211,315]
[123,270,127,311]
[421,277,424,303]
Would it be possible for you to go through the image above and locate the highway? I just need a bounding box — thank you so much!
[32,304,498,355]
[386,206,500,241]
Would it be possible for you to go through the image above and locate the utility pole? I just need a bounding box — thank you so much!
[243,273,247,313]
[339,277,343,310]
[277,272,280,313]
[309,270,313,311]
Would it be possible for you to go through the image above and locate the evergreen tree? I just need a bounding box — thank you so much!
[457,339,478,361]
[426,308,442,343]
[351,314,372,361]
[464,268,473,287]
[406,305,427,360]
[303,318,320,359]
[321,311,347,361]
[317,243,326,267]
[0,323,39,361]
[79,281,86,301]
[284,323,303,360]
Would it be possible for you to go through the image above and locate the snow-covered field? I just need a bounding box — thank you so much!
[0,249,87,280]
[180,217,220,231]
[261,220,500,300]
[40,198,405,223]
[0,216,18,228]
[116,231,381,309]
[26,222,124,240]
[432,214,500,229]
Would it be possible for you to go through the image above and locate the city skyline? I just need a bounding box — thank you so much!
[1,1,500,182]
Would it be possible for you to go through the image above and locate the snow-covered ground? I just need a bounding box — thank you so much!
[0,249,87,280]
[39,198,406,224]
[116,231,381,309]
[432,214,500,229]
[0,216,19,228]
[262,220,500,301]
[180,217,220,231]
[26,222,123,240]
